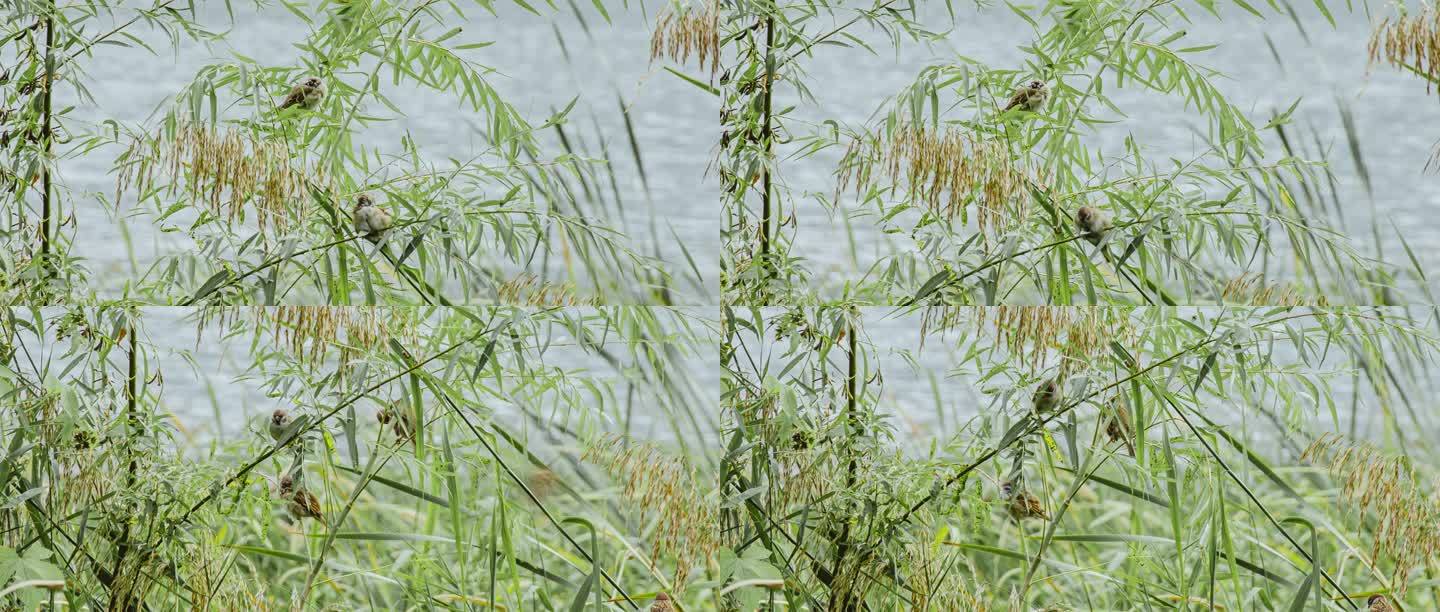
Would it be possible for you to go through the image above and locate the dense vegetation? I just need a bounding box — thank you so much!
[721,306,1440,609]
[3,0,1439,609]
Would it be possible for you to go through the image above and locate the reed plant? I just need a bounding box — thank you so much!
[719,0,1427,305]
[0,304,720,609]
[720,305,1440,609]
[3,0,713,306]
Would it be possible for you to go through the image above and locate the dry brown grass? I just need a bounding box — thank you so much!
[837,125,1025,231]
[495,273,599,307]
[920,306,1134,376]
[118,121,315,232]
[1220,273,1328,306]
[1369,6,1440,91]
[1303,433,1440,596]
[650,1,719,75]
[583,433,719,590]
[196,306,414,370]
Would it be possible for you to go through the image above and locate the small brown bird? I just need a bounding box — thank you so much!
[268,408,292,442]
[1032,377,1062,416]
[1368,595,1391,612]
[1103,395,1135,456]
[526,468,560,499]
[1003,80,1050,113]
[352,193,394,243]
[376,404,416,445]
[279,474,326,525]
[649,592,674,612]
[1075,206,1113,246]
[1001,480,1049,521]
[278,76,326,111]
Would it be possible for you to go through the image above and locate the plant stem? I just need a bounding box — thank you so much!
[38,1,53,270]
[828,320,860,609]
[759,14,775,263]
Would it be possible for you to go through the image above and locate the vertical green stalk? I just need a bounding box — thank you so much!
[758,14,774,263]
[38,1,54,269]
[112,322,139,609]
[828,320,859,609]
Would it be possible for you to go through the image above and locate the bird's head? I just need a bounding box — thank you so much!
[1077,206,1098,225]
[1000,480,1016,498]
[1368,596,1387,606]
[271,409,290,427]
[355,193,374,209]
[654,593,670,602]
[1029,80,1045,90]
[304,77,323,89]
[278,475,295,496]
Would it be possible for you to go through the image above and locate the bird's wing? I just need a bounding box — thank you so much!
[278,86,305,110]
[1002,88,1027,111]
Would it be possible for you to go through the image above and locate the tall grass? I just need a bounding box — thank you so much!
[0,305,719,609]
[721,306,1440,609]
[719,0,1427,305]
[2,0,712,306]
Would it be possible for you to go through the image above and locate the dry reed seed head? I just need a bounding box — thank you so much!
[119,121,310,232]
[582,434,718,590]
[496,273,600,307]
[1369,7,1440,90]
[970,306,1132,375]
[837,125,1023,229]
[650,1,720,75]
[1303,433,1439,596]
[257,307,412,369]
[1220,273,1329,306]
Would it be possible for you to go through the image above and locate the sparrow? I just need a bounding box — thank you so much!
[279,474,326,525]
[649,592,674,612]
[1003,80,1049,113]
[1075,206,1113,246]
[352,193,394,243]
[1032,377,1062,416]
[526,468,560,499]
[376,404,416,446]
[278,76,326,111]
[1368,595,1391,612]
[1001,480,1049,521]
[269,408,293,442]
[1103,395,1135,456]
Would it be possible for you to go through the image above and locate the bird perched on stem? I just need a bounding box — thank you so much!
[278,76,326,111]
[1075,206,1113,246]
[268,408,293,442]
[1003,80,1049,113]
[1368,595,1391,612]
[1001,480,1049,521]
[1103,395,1135,456]
[1032,377,1062,416]
[377,404,416,446]
[649,592,674,611]
[352,193,394,243]
[279,474,326,525]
